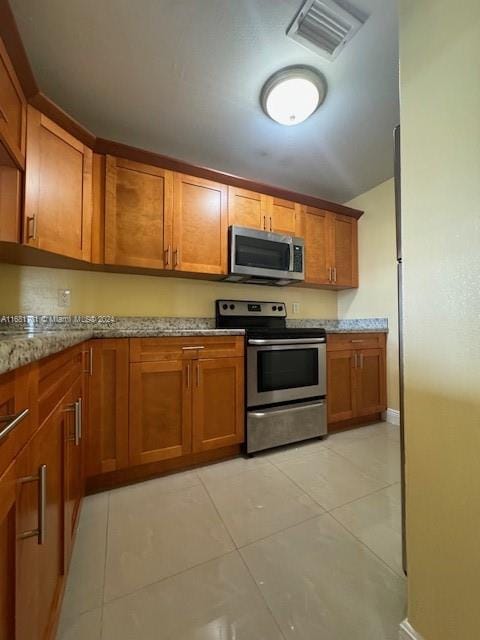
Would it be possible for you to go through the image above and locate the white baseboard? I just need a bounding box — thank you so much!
[382,408,400,426]
[399,619,424,639]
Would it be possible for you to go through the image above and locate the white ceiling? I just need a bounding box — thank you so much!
[10,0,399,203]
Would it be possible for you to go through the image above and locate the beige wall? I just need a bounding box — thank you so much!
[400,1,480,638]
[338,179,399,411]
[0,263,337,318]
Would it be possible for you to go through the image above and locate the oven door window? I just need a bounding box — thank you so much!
[257,348,318,392]
[235,235,290,271]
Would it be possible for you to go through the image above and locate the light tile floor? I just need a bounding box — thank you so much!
[57,421,406,639]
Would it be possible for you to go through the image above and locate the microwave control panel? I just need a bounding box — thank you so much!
[293,245,304,273]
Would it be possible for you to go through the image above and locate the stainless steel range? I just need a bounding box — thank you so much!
[216,300,327,454]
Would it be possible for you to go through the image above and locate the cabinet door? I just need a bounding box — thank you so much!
[228,186,268,230]
[355,349,386,417]
[0,37,26,168]
[270,197,300,235]
[63,377,83,565]
[85,340,129,476]
[16,404,64,640]
[193,357,244,452]
[173,173,227,274]
[327,350,356,424]
[332,214,358,288]
[0,166,21,242]
[0,462,16,640]
[129,360,192,465]
[304,206,332,285]
[105,156,174,269]
[24,106,93,261]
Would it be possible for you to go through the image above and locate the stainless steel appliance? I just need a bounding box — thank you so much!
[216,299,327,454]
[225,226,305,286]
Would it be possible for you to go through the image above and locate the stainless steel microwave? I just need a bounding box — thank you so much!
[225,226,305,286]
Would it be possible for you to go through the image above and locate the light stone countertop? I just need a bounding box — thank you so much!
[0,315,388,376]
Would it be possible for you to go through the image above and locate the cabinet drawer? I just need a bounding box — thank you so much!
[327,332,386,351]
[130,336,244,362]
[38,345,83,425]
[0,365,36,477]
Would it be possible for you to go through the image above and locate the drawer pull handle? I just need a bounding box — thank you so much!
[0,408,29,442]
[17,464,47,545]
[350,340,365,343]
[181,346,205,350]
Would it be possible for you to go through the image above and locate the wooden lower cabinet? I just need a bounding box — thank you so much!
[193,357,244,452]
[0,461,16,639]
[16,402,64,640]
[129,359,192,465]
[85,340,129,476]
[327,333,387,429]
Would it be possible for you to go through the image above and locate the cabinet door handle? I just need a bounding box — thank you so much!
[359,354,364,368]
[17,464,47,545]
[196,364,200,387]
[26,215,37,241]
[328,267,332,283]
[63,403,80,445]
[262,215,266,230]
[269,217,273,232]
[332,267,337,283]
[164,245,171,267]
[83,347,93,376]
[173,248,179,267]
[186,363,190,388]
[354,353,358,368]
[0,408,29,442]
[0,106,8,123]
[76,398,83,443]
[182,346,205,350]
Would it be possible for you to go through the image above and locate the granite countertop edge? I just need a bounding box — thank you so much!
[0,319,388,375]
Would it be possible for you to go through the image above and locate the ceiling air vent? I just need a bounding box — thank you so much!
[287,0,364,61]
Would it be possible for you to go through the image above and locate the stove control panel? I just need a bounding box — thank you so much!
[216,300,287,317]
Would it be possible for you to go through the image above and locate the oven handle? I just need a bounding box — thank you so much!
[249,400,325,418]
[248,338,326,346]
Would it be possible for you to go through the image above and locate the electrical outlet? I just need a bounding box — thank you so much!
[292,302,300,314]
[58,289,71,308]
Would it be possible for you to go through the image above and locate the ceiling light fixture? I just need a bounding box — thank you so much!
[260,66,327,126]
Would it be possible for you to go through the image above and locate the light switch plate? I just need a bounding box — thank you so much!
[58,289,71,308]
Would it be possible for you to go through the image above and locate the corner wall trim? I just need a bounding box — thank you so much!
[383,408,400,426]
[399,619,424,640]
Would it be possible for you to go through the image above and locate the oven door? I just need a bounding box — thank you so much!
[230,226,298,280]
[247,339,326,407]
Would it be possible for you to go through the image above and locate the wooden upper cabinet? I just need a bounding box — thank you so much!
[303,206,331,285]
[129,359,192,465]
[85,339,129,476]
[24,106,93,261]
[332,214,358,288]
[0,37,26,168]
[228,186,269,230]
[270,197,300,235]
[193,357,244,452]
[105,156,173,269]
[173,173,227,274]
[0,166,21,242]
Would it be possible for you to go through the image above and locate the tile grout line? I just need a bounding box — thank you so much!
[196,472,238,549]
[323,480,401,514]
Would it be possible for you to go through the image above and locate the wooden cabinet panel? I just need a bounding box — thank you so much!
[63,376,83,564]
[0,166,21,242]
[16,404,64,640]
[38,345,82,427]
[193,357,244,452]
[173,174,227,274]
[327,350,356,423]
[0,462,15,640]
[332,214,358,287]
[228,186,268,230]
[304,206,331,285]
[24,106,93,261]
[85,339,129,476]
[0,37,26,168]
[270,197,300,235]
[130,336,244,363]
[327,333,385,351]
[129,360,192,465]
[105,155,173,269]
[356,349,386,417]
